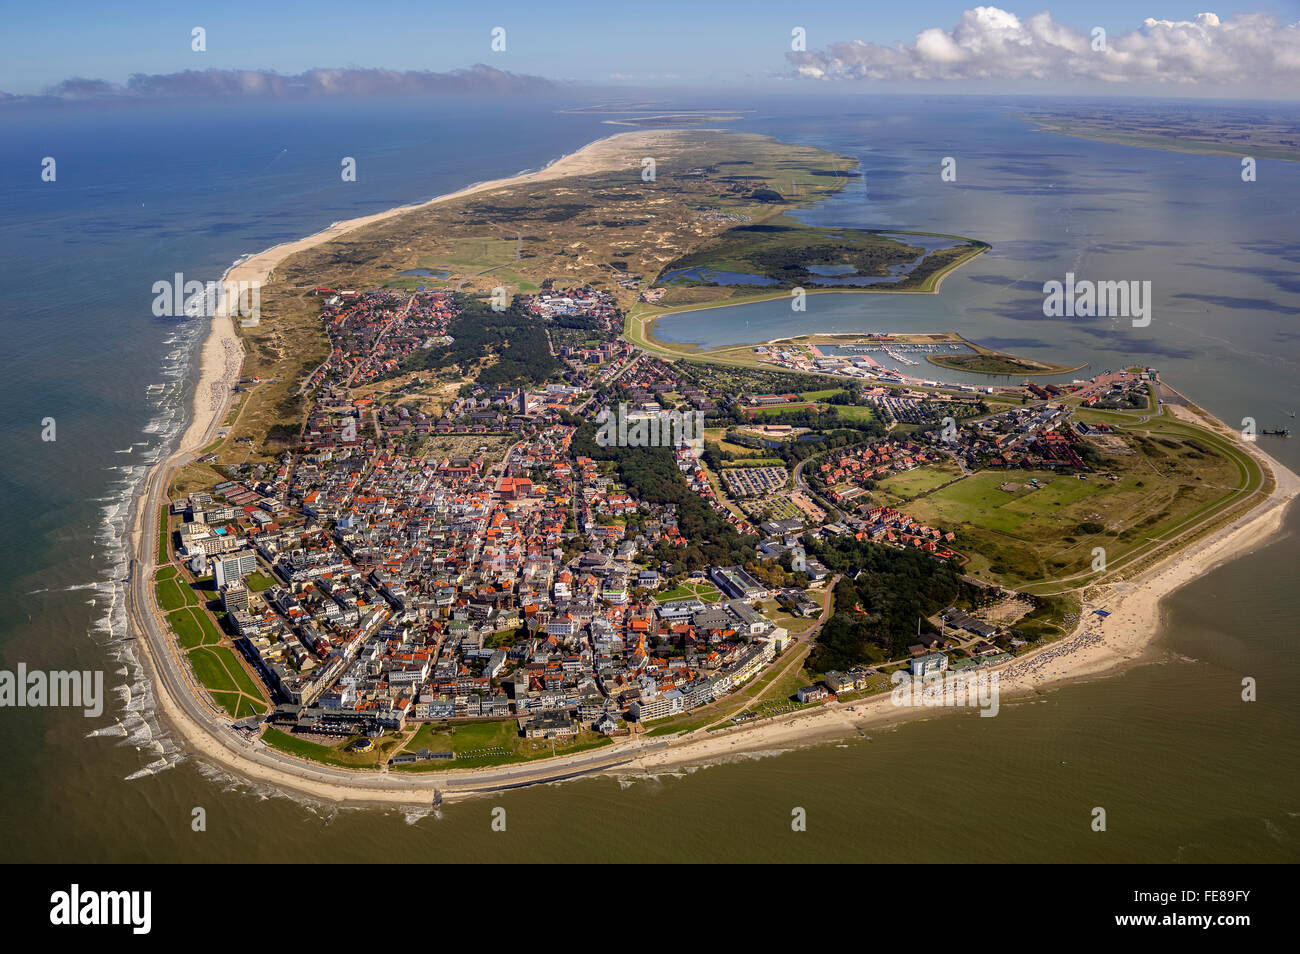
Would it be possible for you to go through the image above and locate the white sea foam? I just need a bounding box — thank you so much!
[84,300,208,781]
[124,757,177,781]
[87,720,128,739]
[402,808,441,825]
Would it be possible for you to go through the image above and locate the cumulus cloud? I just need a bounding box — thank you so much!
[788,9,1300,87]
[4,64,553,103]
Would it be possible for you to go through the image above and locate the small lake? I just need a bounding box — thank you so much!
[398,267,451,279]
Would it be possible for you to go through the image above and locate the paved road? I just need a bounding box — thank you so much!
[791,453,845,523]
[125,344,672,801]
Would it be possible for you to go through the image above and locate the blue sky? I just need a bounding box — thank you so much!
[3,0,1299,93]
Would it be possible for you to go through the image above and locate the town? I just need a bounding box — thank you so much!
[154,280,1167,768]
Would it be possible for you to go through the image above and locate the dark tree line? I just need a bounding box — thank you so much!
[395,293,558,387]
[573,423,755,572]
[806,537,979,671]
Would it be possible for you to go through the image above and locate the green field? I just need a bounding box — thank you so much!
[761,598,824,635]
[828,404,874,422]
[871,459,965,505]
[158,584,267,717]
[406,718,516,753]
[799,389,848,401]
[186,644,267,717]
[154,577,184,611]
[905,416,1258,590]
[246,572,277,592]
[154,573,199,612]
[657,580,723,603]
[156,506,171,563]
[392,719,614,772]
[166,607,222,649]
[262,727,402,769]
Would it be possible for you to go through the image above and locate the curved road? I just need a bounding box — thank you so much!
[124,346,673,805]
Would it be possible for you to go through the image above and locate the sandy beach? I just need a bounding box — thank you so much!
[125,129,1300,808]
[179,129,677,458]
[132,396,1295,808]
[631,423,1299,776]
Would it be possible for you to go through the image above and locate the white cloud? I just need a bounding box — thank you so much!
[788,9,1300,88]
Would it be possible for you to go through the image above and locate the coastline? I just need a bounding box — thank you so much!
[1025,117,1300,165]
[634,432,1298,775]
[121,128,724,806]
[123,132,1300,808]
[629,240,989,351]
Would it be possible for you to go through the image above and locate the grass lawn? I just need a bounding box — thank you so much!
[157,506,170,563]
[907,420,1250,589]
[185,644,268,716]
[393,719,615,772]
[165,608,219,649]
[408,719,517,754]
[827,404,874,422]
[154,576,189,611]
[872,459,964,504]
[187,645,240,692]
[657,580,723,603]
[245,572,277,592]
[763,601,823,635]
[262,728,401,769]
[800,388,848,401]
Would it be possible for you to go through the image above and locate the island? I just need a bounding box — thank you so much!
[124,129,1299,806]
[1024,105,1300,163]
